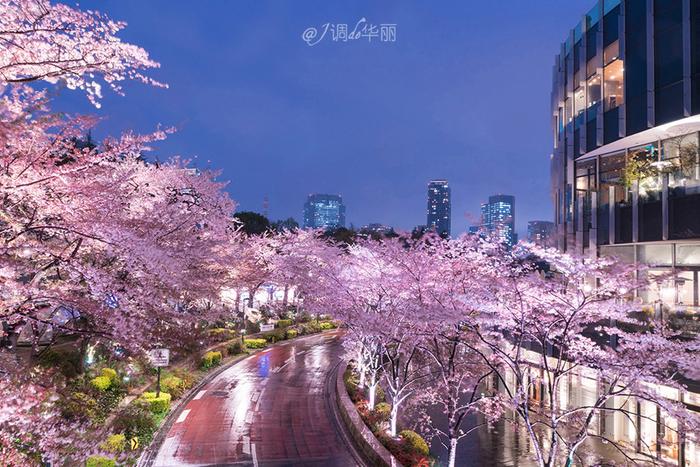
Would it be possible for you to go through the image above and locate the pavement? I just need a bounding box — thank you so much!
[151,330,364,467]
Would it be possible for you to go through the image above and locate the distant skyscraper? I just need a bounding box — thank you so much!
[303,194,346,229]
[481,194,516,247]
[426,180,451,237]
[527,220,555,248]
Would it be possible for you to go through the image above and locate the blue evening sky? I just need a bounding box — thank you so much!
[53,0,592,236]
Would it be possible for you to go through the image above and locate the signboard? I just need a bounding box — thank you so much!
[148,348,170,367]
[260,323,275,332]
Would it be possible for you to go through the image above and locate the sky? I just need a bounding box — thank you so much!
[53,0,594,237]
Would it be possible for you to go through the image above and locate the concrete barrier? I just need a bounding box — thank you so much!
[335,361,400,467]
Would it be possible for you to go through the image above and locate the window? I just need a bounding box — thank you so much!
[587,74,601,108]
[574,87,586,118]
[603,40,619,65]
[604,58,624,110]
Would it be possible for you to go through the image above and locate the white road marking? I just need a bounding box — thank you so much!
[251,391,260,402]
[252,443,259,467]
[242,435,251,455]
[297,350,306,355]
[254,387,266,412]
[245,411,253,424]
[175,409,191,423]
[193,390,206,400]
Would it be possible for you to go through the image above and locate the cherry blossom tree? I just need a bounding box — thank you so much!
[456,243,700,467]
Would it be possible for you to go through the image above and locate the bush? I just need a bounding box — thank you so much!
[60,391,98,421]
[373,402,392,423]
[375,384,386,403]
[140,391,171,414]
[399,430,430,456]
[113,405,157,444]
[208,328,237,342]
[243,338,267,349]
[285,329,298,339]
[227,340,245,355]
[39,348,82,378]
[263,328,286,343]
[86,456,116,467]
[319,321,336,330]
[90,375,112,391]
[245,320,260,335]
[299,321,321,335]
[276,319,293,328]
[201,351,222,369]
[100,433,127,453]
[170,368,196,390]
[161,376,185,399]
[101,368,118,382]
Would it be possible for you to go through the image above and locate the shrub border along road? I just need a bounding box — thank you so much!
[334,361,399,467]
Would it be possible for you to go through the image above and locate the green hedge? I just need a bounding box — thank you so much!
[113,405,157,445]
[201,351,222,369]
[399,430,430,456]
[276,319,293,328]
[228,340,245,355]
[374,402,392,423]
[101,368,118,382]
[100,433,126,453]
[90,375,112,391]
[85,455,116,467]
[285,329,298,339]
[161,376,184,399]
[140,392,171,414]
[243,338,266,349]
[319,321,336,330]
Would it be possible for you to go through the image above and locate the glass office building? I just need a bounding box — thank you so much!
[303,194,346,230]
[481,195,517,248]
[527,220,555,248]
[427,180,451,237]
[551,0,700,314]
[551,2,700,464]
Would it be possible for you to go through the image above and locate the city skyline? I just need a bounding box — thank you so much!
[48,0,594,239]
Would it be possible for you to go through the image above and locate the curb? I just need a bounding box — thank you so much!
[335,361,400,467]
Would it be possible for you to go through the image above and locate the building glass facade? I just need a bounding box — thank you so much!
[427,180,451,237]
[527,220,555,248]
[551,1,700,464]
[480,195,517,248]
[303,194,346,230]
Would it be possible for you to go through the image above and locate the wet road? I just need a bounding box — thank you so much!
[152,331,362,467]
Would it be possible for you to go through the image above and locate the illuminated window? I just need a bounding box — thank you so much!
[603,40,619,65]
[587,74,601,108]
[604,58,624,110]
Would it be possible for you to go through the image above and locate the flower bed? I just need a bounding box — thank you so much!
[344,365,432,466]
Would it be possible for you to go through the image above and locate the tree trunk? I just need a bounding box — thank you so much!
[390,403,399,437]
[368,374,377,410]
[447,437,458,467]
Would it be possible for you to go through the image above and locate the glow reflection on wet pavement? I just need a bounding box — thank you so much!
[153,330,357,466]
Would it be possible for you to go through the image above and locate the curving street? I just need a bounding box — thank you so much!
[150,330,363,467]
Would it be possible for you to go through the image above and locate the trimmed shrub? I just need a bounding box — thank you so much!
[373,402,392,423]
[276,319,293,328]
[161,376,185,399]
[227,340,245,355]
[208,328,237,341]
[262,328,286,343]
[243,338,267,349]
[101,368,118,382]
[60,391,98,421]
[285,329,298,339]
[140,391,171,414]
[100,433,127,453]
[90,375,112,391]
[113,405,157,444]
[399,430,430,456]
[319,321,335,330]
[170,368,196,390]
[85,455,116,467]
[201,351,222,369]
